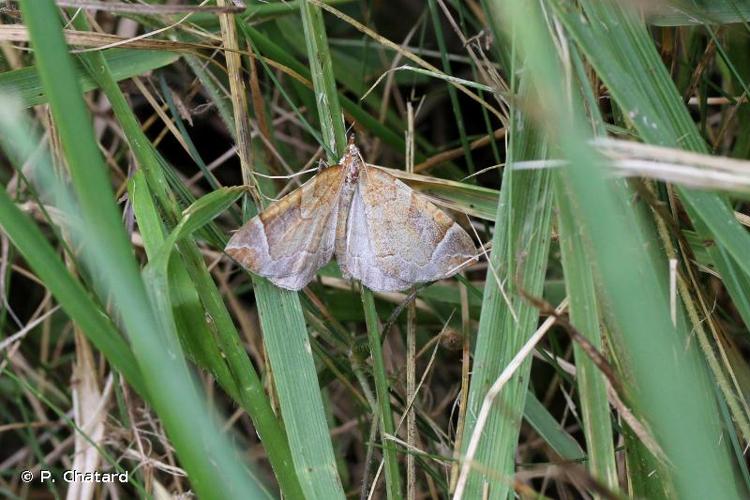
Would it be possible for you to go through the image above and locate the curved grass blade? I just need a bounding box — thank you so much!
[492,1,744,498]
[19,1,267,496]
[0,49,178,108]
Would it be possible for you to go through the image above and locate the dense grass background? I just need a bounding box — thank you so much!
[2,0,750,498]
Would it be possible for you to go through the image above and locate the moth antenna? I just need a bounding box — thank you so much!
[252,167,319,179]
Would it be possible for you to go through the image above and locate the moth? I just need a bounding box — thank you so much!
[225,136,477,292]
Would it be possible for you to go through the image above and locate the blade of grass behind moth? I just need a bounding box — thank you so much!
[19,2,266,496]
[377,167,499,220]
[300,1,347,156]
[68,13,304,497]
[457,50,554,500]
[497,1,744,498]
[301,0,403,496]
[223,1,346,497]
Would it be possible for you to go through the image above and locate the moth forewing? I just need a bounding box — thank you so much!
[335,180,413,292]
[340,164,476,291]
[225,164,346,290]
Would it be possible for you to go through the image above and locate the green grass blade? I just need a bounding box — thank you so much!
[551,39,619,491]
[523,392,585,461]
[0,49,178,108]
[145,186,246,272]
[19,1,265,496]
[647,1,750,26]
[300,0,347,158]
[458,96,554,499]
[494,1,744,498]
[253,280,347,498]
[361,288,402,497]
[554,179,619,490]
[128,171,239,399]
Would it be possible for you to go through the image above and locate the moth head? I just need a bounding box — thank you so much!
[344,134,359,158]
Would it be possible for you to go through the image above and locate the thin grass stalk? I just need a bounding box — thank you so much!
[405,101,417,500]
[362,289,402,498]
[406,299,417,499]
[218,0,260,206]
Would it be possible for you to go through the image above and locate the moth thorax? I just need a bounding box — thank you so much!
[345,156,362,183]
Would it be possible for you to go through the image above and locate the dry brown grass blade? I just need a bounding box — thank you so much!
[69,331,109,500]
[414,127,506,173]
[218,0,259,205]
[0,25,209,53]
[56,0,246,15]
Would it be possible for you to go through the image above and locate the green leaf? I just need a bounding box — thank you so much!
[646,1,750,26]
[0,49,179,108]
[524,392,585,461]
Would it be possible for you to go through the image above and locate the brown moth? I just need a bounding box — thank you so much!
[225,136,477,292]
